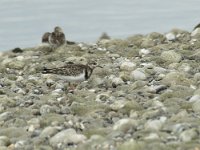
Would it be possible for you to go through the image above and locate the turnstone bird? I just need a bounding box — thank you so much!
[99,32,110,41]
[42,63,95,83]
[42,32,51,43]
[191,23,200,37]
[41,26,66,47]
[49,26,66,47]
[193,23,200,30]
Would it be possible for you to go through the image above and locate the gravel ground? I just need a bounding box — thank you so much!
[0,28,200,150]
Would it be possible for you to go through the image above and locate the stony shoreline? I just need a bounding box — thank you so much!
[0,28,200,149]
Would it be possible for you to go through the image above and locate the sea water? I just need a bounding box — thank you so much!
[0,0,199,51]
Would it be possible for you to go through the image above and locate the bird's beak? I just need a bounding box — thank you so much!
[95,65,103,68]
[90,65,103,70]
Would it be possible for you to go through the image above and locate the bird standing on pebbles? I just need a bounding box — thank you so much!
[49,26,66,47]
[193,23,200,30]
[42,26,66,47]
[191,23,200,37]
[42,63,101,91]
[42,32,51,43]
[42,64,94,83]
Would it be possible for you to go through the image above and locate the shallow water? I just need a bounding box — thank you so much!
[0,0,200,51]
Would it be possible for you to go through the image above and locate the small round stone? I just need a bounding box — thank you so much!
[130,69,146,80]
[49,128,87,147]
[161,50,182,63]
[0,136,10,146]
[179,129,199,142]
[165,32,176,41]
[40,105,54,115]
[120,61,136,71]
[113,118,138,133]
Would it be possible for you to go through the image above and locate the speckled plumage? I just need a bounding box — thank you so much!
[42,64,93,82]
[194,23,200,30]
[49,26,66,46]
[42,32,51,43]
[41,26,66,47]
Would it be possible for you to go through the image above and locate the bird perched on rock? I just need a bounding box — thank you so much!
[193,23,200,30]
[42,63,94,83]
[41,26,66,47]
[49,26,66,47]
[98,32,111,41]
[191,23,200,37]
[42,63,102,92]
[42,32,51,43]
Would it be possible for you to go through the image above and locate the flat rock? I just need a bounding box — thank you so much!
[161,50,182,63]
[49,128,87,147]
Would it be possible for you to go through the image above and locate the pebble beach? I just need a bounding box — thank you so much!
[0,27,200,150]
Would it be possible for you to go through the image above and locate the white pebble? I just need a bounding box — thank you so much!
[189,95,200,102]
[16,76,24,82]
[113,118,137,132]
[145,116,167,131]
[112,77,124,85]
[144,133,159,140]
[97,47,107,51]
[139,48,150,56]
[120,61,136,71]
[16,56,24,61]
[49,128,87,147]
[27,125,35,132]
[165,32,176,41]
[131,69,146,80]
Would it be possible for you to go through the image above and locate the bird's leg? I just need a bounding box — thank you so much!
[67,82,76,93]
